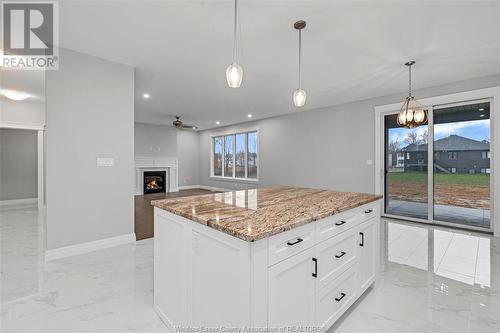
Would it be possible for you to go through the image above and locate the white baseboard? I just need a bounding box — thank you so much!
[178,185,231,192]
[178,185,201,190]
[45,233,136,261]
[0,198,37,207]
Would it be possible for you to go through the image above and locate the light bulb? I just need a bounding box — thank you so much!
[293,89,306,107]
[406,109,414,122]
[414,109,426,123]
[226,62,243,88]
[397,111,407,126]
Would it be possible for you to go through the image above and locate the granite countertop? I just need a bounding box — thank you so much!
[151,186,382,242]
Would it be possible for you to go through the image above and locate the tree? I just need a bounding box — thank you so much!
[404,129,428,145]
[388,137,401,153]
[404,131,420,145]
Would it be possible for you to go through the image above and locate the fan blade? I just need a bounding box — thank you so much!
[181,123,198,129]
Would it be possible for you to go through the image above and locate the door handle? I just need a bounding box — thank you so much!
[335,220,347,226]
[364,209,373,214]
[359,232,364,247]
[312,257,318,278]
[286,238,303,246]
[335,292,346,302]
[335,251,346,259]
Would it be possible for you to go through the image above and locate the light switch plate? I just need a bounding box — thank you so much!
[366,159,373,165]
[96,157,114,167]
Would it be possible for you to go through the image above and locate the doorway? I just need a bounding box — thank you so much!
[380,98,493,232]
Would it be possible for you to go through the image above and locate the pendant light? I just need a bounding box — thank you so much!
[226,0,243,88]
[293,20,306,107]
[397,61,427,128]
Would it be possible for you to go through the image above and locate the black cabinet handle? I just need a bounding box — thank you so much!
[312,257,318,278]
[364,209,373,214]
[335,251,346,259]
[359,232,364,247]
[335,292,346,302]
[286,238,303,246]
[335,220,346,226]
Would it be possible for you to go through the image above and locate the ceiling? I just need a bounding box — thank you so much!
[55,0,500,129]
[0,70,45,103]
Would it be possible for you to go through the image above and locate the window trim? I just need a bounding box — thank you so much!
[210,128,259,182]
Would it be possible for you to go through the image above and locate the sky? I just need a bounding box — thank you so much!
[389,119,490,148]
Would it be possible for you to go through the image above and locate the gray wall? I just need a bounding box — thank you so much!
[177,130,200,186]
[199,74,500,193]
[0,129,38,201]
[134,123,177,157]
[46,48,135,250]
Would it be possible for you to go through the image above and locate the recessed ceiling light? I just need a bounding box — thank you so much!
[143,93,150,99]
[478,108,485,111]
[0,89,30,101]
[215,121,220,125]
[247,114,252,118]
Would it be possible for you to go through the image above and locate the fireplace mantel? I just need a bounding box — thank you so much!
[135,157,178,195]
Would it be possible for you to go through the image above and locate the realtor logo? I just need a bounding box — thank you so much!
[1,1,59,69]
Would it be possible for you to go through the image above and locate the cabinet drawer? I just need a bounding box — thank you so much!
[316,203,378,242]
[316,266,357,329]
[358,203,378,224]
[316,228,357,290]
[316,209,360,243]
[268,222,315,266]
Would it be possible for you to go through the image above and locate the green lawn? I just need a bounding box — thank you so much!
[388,171,490,186]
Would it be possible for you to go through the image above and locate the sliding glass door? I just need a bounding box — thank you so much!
[383,100,492,231]
[432,102,491,229]
[385,116,429,220]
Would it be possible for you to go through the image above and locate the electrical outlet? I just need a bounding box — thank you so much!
[96,157,114,167]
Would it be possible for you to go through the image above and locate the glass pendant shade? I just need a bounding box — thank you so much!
[397,96,427,128]
[293,89,306,107]
[226,62,243,88]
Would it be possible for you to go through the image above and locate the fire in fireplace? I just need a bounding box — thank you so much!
[143,171,166,194]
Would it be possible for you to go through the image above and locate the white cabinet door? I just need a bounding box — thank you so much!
[358,219,376,293]
[268,247,316,327]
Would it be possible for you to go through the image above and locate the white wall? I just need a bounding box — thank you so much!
[199,74,500,192]
[0,129,38,201]
[45,48,135,250]
[177,130,200,186]
[134,122,177,157]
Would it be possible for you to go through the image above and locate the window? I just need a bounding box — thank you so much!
[448,151,458,160]
[406,153,410,160]
[482,151,491,159]
[213,137,223,176]
[212,131,258,180]
[481,168,491,174]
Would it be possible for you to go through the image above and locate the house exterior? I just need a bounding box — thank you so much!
[401,134,490,174]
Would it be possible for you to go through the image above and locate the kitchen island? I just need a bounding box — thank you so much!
[152,186,382,331]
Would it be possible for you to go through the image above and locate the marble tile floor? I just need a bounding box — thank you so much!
[1,205,499,332]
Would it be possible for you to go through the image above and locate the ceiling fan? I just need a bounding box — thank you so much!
[172,116,198,130]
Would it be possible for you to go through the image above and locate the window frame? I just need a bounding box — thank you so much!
[210,128,259,183]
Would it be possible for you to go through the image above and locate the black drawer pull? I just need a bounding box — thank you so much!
[359,232,364,247]
[312,257,318,278]
[335,220,346,226]
[287,238,303,246]
[335,251,346,259]
[335,292,346,302]
[364,209,373,214]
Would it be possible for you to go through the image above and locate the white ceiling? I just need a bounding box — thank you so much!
[57,0,500,129]
[0,70,45,103]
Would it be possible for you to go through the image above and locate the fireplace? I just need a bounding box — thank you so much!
[143,171,167,194]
